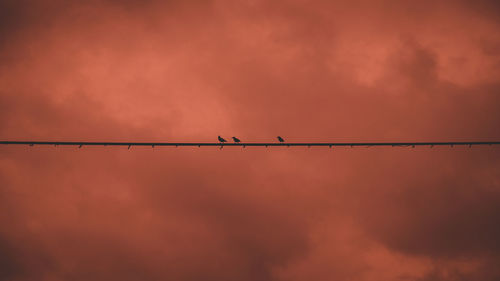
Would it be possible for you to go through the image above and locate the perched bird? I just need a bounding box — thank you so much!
[232,137,241,143]
[218,136,227,143]
[277,136,285,142]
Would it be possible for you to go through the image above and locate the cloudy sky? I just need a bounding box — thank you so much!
[1,0,500,280]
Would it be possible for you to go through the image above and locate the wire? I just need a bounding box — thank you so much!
[1,140,499,148]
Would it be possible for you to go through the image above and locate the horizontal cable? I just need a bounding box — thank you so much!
[1,141,500,148]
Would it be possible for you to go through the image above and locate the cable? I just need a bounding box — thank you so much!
[1,140,499,148]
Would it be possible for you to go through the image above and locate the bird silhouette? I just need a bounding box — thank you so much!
[277,136,285,142]
[232,137,241,143]
[218,136,227,142]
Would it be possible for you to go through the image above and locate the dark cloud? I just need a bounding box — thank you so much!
[359,167,500,257]
[0,1,500,281]
[0,237,21,280]
[462,0,500,21]
[417,261,500,281]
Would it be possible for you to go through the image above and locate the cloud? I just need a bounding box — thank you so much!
[0,1,500,280]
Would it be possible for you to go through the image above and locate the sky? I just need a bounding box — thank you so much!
[1,0,500,280]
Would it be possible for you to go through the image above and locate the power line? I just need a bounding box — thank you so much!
[1,140,500,149]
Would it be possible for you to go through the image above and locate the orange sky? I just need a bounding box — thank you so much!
[1,1,500,280]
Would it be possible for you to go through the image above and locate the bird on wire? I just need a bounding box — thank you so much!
[218,136,227,143]
[232,137,241,143]
[277,136,285,142]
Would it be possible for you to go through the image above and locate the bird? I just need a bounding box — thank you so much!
[232,137,241,143]
[277,136,285,142]
[218,136,227,143]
